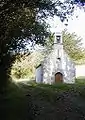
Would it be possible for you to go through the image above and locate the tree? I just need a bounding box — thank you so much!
[62,30,84,61]
[11,30,85,80]
[63,31,84,61]
[0,0,76,54]
[11,51,44,80]
[45,29,84,61]
[0,0,84,88]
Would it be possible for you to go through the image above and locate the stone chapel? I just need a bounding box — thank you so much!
[36,32,76,84]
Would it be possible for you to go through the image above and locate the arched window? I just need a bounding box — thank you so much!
[56,35,61,43]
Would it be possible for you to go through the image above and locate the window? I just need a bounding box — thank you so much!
[57,57,61,60]
[56,35,61,43]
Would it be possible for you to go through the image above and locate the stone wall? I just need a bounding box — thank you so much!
[36,32,75,84]
[42,49,75,84]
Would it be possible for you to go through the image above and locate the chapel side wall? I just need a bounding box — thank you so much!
[62,51,75,83]
[36,66,43,83]
[43,57,51,84]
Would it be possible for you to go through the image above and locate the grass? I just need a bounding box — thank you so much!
[75,76,85,84]
[1,79,85,120]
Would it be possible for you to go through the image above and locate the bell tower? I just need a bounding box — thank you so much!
[54,32,63,44]
[54,32,63,59]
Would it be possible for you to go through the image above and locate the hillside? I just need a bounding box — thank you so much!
[1,82,85,120]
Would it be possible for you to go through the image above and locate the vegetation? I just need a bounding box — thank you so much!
[45,29,85,61]
[1,0,85,119]
[76,76,85,84]
[11,30,85,80]
[11,51,44,80]
[0,0,85,88]
[1,81,85,120]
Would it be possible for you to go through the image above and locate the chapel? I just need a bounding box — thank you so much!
[36,32,75,84]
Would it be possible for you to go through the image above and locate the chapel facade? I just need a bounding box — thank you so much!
[36,32,76,84]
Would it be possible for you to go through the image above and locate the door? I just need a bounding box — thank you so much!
[55,72,63,83]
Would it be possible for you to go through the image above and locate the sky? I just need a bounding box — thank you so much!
[27,5,85,51]
[48,6,85,48]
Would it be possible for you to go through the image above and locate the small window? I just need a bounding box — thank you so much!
[56,35,61,43]
[57,58,61,60]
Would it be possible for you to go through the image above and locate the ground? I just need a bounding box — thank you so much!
[1,79,85,120]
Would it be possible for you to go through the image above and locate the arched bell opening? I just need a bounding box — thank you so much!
[55,72,63,83]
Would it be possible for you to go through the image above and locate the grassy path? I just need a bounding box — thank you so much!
[1,82,85,120]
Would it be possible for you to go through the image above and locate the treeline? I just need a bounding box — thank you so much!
[11,30,85,80]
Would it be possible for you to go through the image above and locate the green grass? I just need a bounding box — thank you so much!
[76,76,85,84]
[1,81,85,120]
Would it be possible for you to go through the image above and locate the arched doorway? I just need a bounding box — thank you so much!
[55,72,63,83]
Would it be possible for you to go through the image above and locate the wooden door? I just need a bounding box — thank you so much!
[55,72,63,83]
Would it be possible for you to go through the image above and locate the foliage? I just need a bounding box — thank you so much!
[0,0,85,87]
[11,30,85,80]
[45,29,85,61]
[11,67,33,79]
[11,51,44,80]
[0,0,76,55]
[62,30,84,61]
[75,51,85,64]
[0,0,74,85]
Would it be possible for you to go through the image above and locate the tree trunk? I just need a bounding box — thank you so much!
[0,54,15,90]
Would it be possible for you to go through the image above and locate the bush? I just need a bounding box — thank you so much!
[11,66,34,79]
